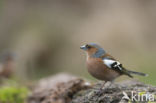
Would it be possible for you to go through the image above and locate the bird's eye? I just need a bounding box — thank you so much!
[86,45,92,49]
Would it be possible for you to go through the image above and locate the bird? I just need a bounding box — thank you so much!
[0,52,16,78]
[80,43,148,88]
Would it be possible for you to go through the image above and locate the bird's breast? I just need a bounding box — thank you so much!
[86,57,120,81]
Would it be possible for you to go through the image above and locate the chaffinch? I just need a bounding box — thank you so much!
[80,43,148,87]
[0,52,15,78]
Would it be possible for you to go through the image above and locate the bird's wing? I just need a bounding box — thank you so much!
[102,58,133,77]
[103,58,123,71]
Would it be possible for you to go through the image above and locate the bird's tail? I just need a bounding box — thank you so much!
[127,70,148,77]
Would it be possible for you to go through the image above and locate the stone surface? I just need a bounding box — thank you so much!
[28,73,90,103]
[71,80,156,103]
[28,74,156,103]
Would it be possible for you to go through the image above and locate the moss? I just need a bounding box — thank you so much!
[0,86,29,103]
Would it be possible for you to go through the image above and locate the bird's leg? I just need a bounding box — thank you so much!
[100,81,107,90]
[107,81,112,87]
[96,81,107,96]
[102,81,115,93]
[109,80,114,87]
[96,81,114,97]
[101,81,114,91]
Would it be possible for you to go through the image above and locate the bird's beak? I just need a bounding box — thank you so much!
[80,45,87,50]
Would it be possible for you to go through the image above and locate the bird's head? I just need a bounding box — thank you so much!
[80,43,106,58]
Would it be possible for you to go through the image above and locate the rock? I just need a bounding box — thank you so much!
[28,74,156,103]
[71,80,156,103]
[28,73,91,103]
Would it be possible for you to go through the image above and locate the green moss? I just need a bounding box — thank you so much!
[0,86,29,103]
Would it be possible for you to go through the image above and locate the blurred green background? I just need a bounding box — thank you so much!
[0,0,155,85]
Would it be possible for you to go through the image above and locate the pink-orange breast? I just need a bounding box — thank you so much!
[86,57,121,81]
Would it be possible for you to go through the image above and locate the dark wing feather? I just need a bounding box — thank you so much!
[103,58,133,78]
